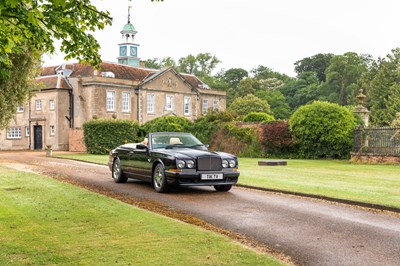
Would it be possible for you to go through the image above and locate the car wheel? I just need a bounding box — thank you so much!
[214,185,232,192]
[153,163,168,193]
[112,158,127,183]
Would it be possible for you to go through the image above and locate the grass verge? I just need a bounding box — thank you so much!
[54,153,400,209]
[0,165,282,265]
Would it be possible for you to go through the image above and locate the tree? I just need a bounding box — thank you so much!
[256,90,291,119]
[368,48,400,126]
[228,94,271,116]
[222,68,248,88]
[294,53,334,82]
[321,52,369,106]
[0,0,112,128]
[177,53,220,77]
[251,65,292,83]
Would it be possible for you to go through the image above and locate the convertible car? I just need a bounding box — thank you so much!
[108,132,240,193]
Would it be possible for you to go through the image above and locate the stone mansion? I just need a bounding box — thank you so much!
[0,8,226,151]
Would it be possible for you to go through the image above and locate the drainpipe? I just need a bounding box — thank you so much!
[28,100,31,150]
[64,77,74,128]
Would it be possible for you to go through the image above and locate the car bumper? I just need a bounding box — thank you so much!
[164,169,240,186]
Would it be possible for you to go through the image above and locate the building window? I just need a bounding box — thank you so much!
[202,99,209,115]
[7,127,21,139]
[166,95,174,111]
[147,94,155,114]
[35,100,42,110]
[106,91,115,112]
[17,105,24,113]
[50,125,55,136]
[122,92,131,113]
[213,100,219,111]
[184,97,191,116]
[25,126,30,137]
[49,100,55,110]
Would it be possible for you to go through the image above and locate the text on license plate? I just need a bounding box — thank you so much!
[201,173,223,180]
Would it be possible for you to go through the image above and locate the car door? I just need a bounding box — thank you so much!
[127,146,152,181]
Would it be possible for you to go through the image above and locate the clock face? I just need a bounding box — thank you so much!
[130,46,137,56]
[120,46,127,56]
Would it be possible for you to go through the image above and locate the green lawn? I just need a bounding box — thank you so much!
[0,166,282,265]
[54,153,400,209]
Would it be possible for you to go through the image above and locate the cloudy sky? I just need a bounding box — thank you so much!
[43,0,400,76]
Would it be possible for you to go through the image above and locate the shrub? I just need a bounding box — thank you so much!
[208,122,261,157]
[289,101,357,158]
[243,112,274,123]
[141,116,193,135]
[260,120,294,156]
[83,119,140,154]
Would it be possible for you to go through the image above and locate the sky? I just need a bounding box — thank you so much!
[42,0,400,77]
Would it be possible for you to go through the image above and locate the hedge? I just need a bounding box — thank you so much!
[83,119,140,154]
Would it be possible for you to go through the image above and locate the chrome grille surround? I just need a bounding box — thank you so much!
[197,156,222,171]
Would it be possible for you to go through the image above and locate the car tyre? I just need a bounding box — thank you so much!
[214,185,232,192]
[112,158,127,183]
[153,163,168,193]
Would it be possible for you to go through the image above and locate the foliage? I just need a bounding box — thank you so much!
[141,116,194,135]
[192,110,237,144]
[0,0,112,128]
[83,119,140,154]
[209,123,261,157]
[0,47,41,128]
[321,52,369,106]
[243,112,274,123]
[289,101,357,159]
[368,48,400,126]
[177,53,220,77]
[251,65,292,83]
[255,89,291,119]
[259,121,294,156]
[294,53,334,82]
[221,68,248,88]
[228,94,271,116]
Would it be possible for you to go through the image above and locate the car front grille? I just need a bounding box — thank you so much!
[197,156,222,171]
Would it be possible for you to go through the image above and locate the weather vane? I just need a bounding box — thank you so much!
[128,0,132,23]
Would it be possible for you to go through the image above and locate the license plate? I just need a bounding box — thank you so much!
[201,173,223,180]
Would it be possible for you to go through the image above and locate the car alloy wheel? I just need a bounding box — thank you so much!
[112,158,127,183]
[153,163,168,193]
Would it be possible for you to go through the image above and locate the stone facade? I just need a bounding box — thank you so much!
[0,63,227,151]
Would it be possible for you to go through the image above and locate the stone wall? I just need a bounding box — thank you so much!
[350,153,400,164]
[69,128,86,152]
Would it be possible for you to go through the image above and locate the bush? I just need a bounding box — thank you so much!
[141,116,193,135]
[83,119,140,154]
[243,112,274,123]
[228,94,271,116]
[193,110,237,144]
[289,101,357,159]
[260,120,294,156]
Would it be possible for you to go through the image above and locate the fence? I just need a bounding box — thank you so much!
[353,127,400,156]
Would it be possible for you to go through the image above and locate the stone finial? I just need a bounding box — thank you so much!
[356,88,366,107]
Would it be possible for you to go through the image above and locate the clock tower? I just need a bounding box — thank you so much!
[118,0,140,67]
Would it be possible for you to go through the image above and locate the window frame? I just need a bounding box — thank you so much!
[25,126,30,137]
[35,100,42,111]
[122,92,131,113]
[50,125,55,136]
[17,105,24,113]
[165,95,174,111]
[49,100,55,110]
[184,96,191,116]
[7,127,22,139]
[213,100,219,111]
[147,93,155,114]
[106,91,116,112]
[202,99,209,115]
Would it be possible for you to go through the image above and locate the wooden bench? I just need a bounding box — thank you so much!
[258,160,287,166]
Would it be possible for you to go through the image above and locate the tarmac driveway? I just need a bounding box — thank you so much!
[1,151,400,266]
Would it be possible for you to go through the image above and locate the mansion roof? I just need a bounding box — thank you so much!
[38,62,223,95]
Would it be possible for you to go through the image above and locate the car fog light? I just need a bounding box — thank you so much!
[229,160,236,168]
[177,160,186,169]
[187,160,195,168]
[222,160,228,168]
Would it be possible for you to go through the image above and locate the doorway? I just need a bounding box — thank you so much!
[34,125,43,150]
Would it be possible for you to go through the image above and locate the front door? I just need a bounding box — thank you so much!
[34,125,43,150]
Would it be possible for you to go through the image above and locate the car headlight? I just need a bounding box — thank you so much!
[222,160,228,168]
[177,160,186,169]
[187,160,195,169]
[229,160,236,168]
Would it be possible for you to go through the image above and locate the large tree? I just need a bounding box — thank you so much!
[0,0,112,128]
[368,48,400,126]
[294,53,334,82]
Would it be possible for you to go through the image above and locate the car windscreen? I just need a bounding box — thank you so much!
[151,133,204,149]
